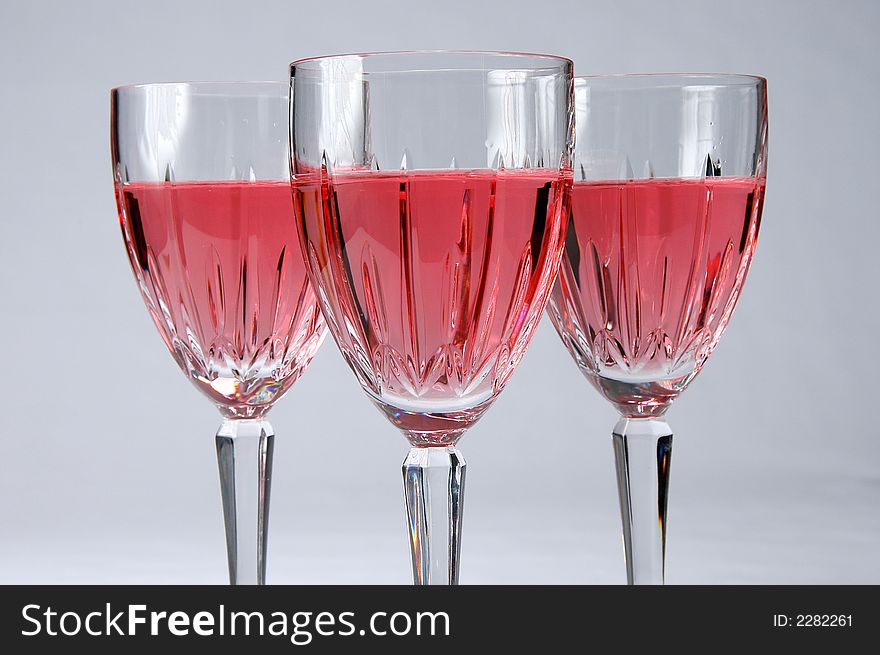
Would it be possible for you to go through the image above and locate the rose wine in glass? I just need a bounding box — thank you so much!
[556,177,765,413]
[295,169,567,439]
[291,52,573,584]
[547,75,768,584]
[118,181,323,412]
[112,83,326,584]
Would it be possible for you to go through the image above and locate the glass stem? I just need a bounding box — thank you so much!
[215,418,274,585]
[402,446,466,585]
[612,416,673,585]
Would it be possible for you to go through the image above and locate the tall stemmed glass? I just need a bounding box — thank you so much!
[290,52,573,584]
[111,82,326,584]
[547,74,767,584]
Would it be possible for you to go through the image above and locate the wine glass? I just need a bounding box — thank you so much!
[111,82,326,584]
[546,74,768,584]
[290,51,573,584]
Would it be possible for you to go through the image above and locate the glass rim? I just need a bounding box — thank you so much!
[111,80,288,94]
[574,72,767,88]
[290,50,573,74]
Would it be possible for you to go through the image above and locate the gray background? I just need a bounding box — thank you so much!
[1,0,877,584]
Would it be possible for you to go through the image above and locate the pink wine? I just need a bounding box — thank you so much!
[117,180,325,417]
[293,169,569,443]
[547,177,765,416]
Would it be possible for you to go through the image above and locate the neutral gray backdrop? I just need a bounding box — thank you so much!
[1,0,877,584]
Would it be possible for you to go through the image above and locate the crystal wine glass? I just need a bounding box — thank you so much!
[111,82,326,584]
[290,52,573,584]
[546,74,768,584]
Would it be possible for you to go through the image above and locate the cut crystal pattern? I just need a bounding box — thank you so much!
[294,167,569,443]
[117,178,326,418]
[547,175,765,416]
